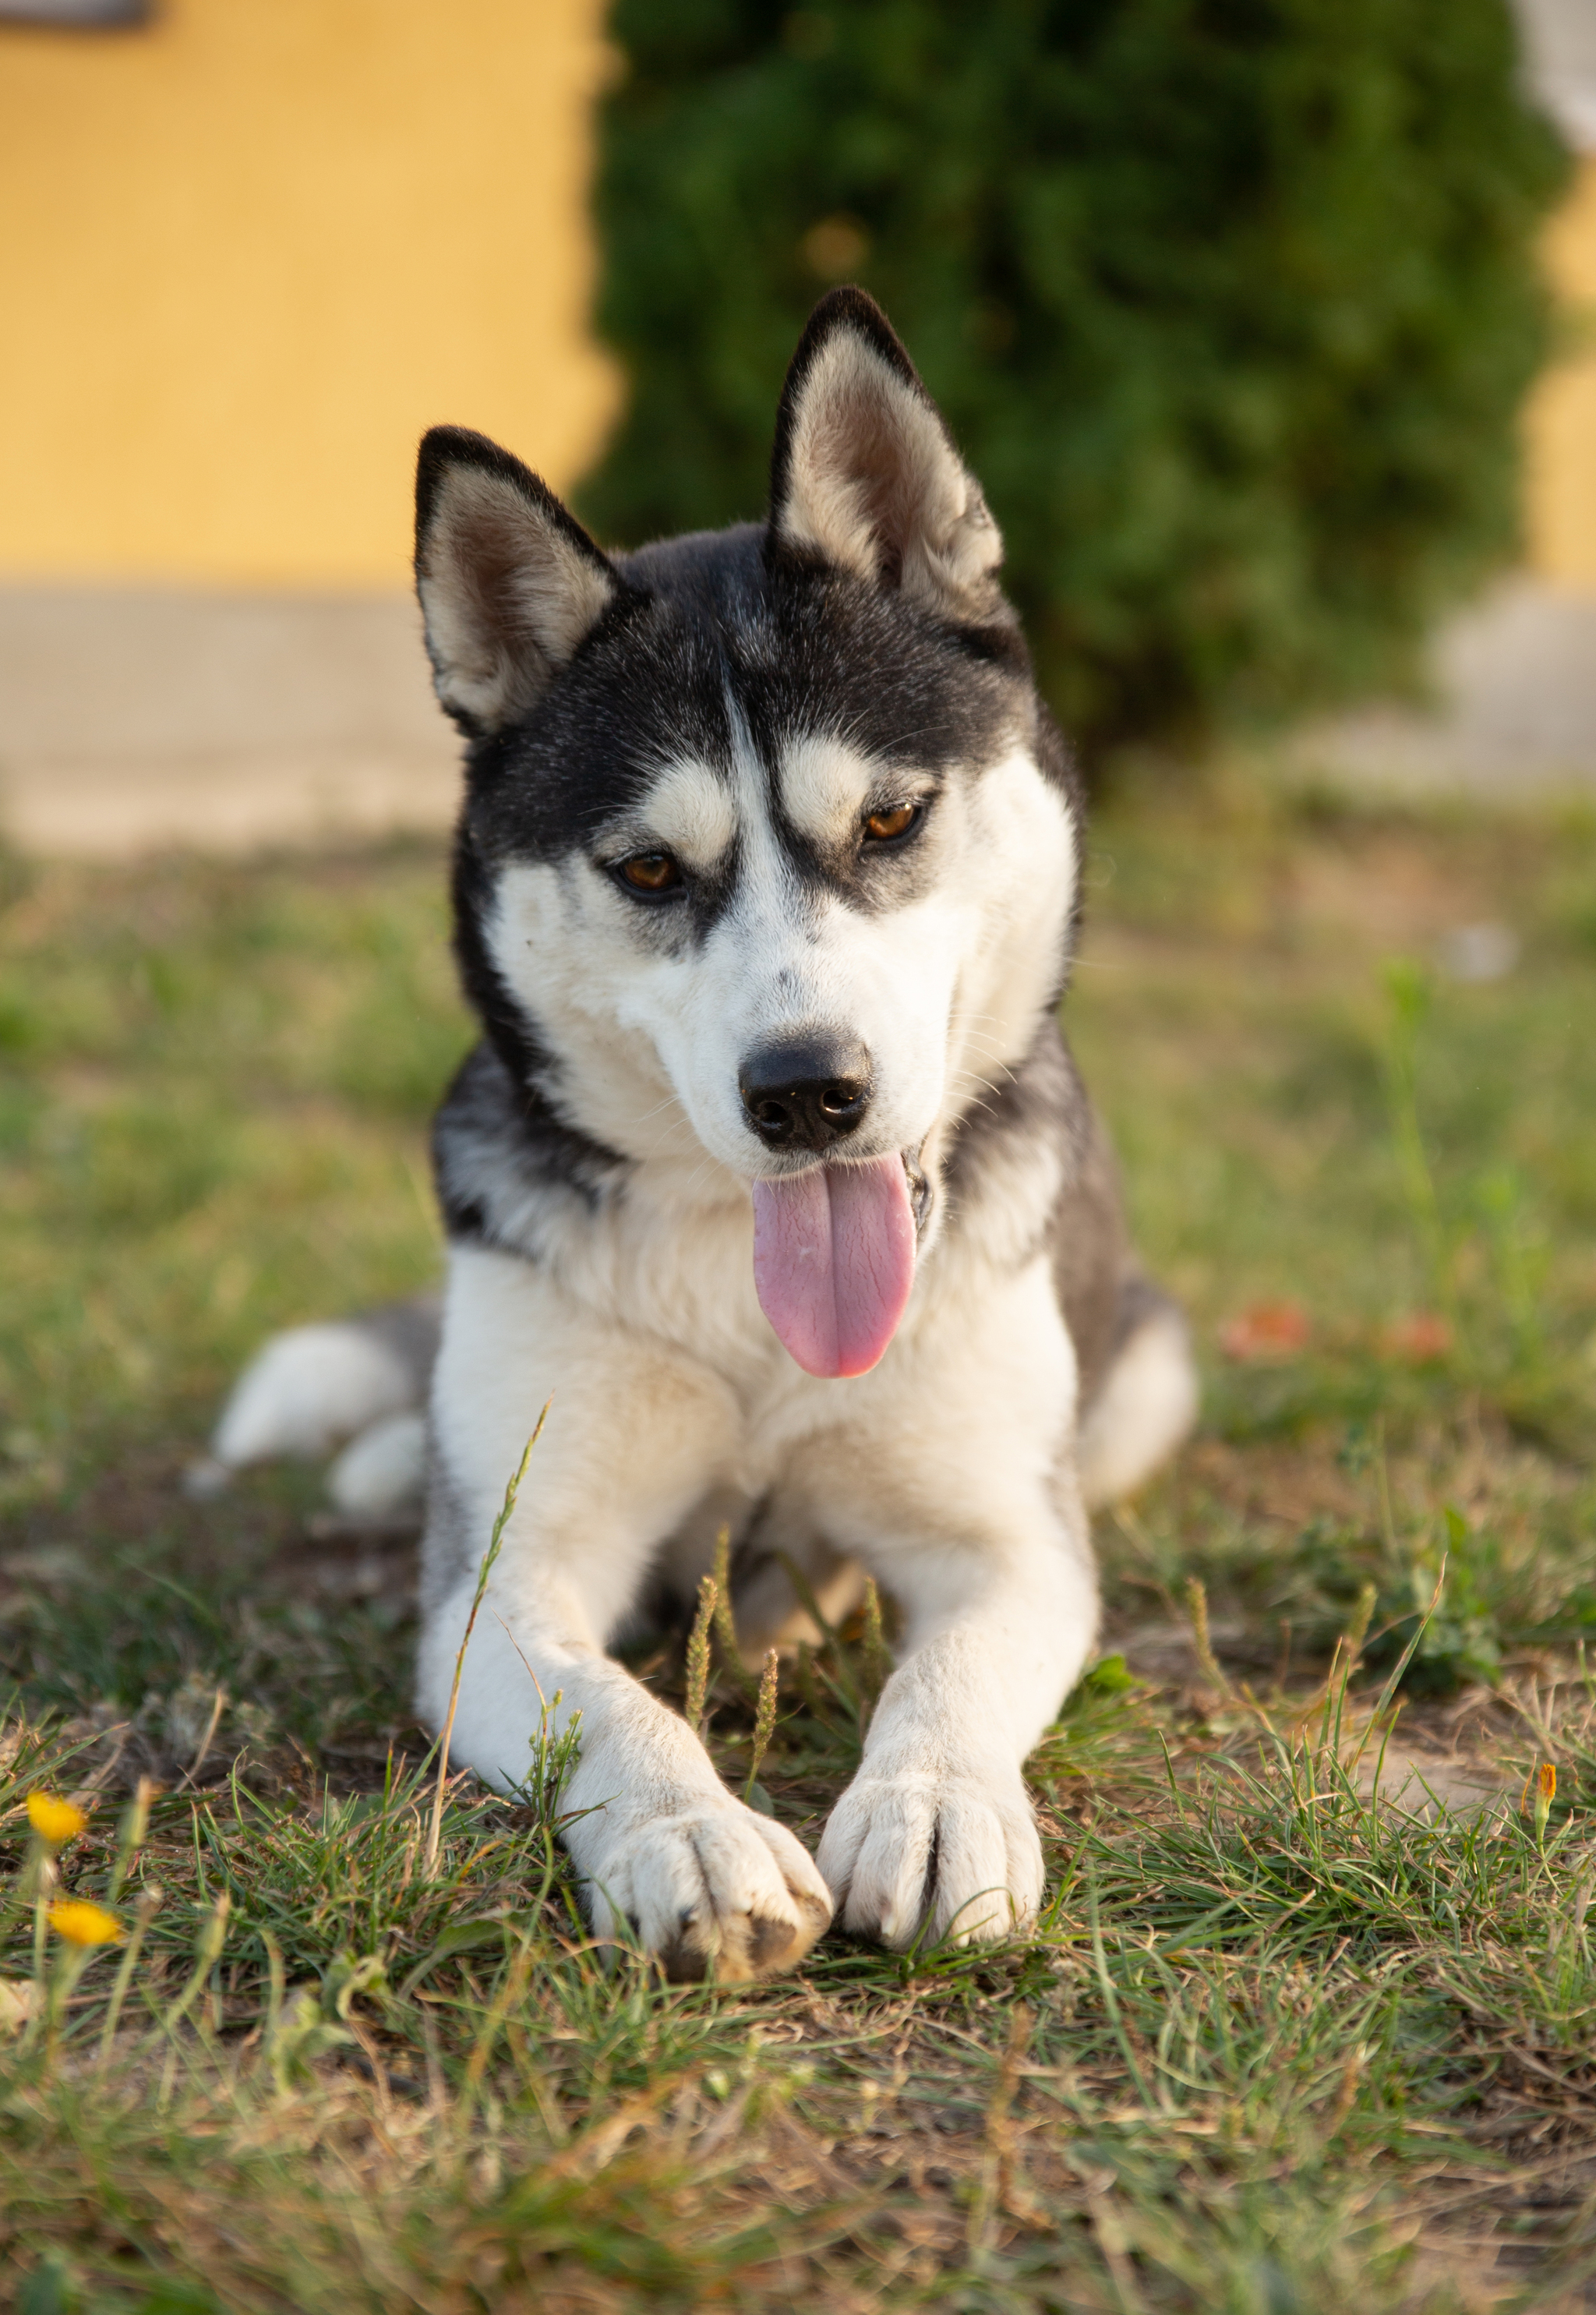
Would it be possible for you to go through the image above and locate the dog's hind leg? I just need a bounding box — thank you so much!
[727,1498,868,1662]
[648,1496,866,1664]
[1075,1278,1199,1510]
[1050,1106,1197,1510]
[189,1296,440,1511]
[733,1541,867,1659]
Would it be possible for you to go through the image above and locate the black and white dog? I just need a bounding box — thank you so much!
[210,290,1196,1981]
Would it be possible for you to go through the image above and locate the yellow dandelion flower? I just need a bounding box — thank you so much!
[26,1792,87,1847]
[47,1899,123,1948]
[1540,1762,1558,1805]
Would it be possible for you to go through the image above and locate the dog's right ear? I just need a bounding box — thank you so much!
[415,426,619,736]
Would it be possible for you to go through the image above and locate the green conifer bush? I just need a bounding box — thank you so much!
[581,0,1567,753]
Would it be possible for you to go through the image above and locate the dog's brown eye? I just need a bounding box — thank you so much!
[619,853,681,893]
[864,804,916,843]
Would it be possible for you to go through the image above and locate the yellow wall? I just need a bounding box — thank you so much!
[4,9,1594,595]
[1524,155,1596,588]
[0,0,620,588]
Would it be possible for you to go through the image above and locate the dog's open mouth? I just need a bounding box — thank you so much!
[751,1153,919,1380]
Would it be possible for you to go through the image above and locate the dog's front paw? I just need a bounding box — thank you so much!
[816,1757,1044,1951]
[583,1797,832,1983]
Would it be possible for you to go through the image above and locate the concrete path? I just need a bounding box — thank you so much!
[3,577,1595,859]
[0,586,457,855]
[1295,577,1596,801]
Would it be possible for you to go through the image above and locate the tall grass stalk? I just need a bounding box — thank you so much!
[425,1402,549,1873]
[860,1578,889,1731]
[709,1525,758,1697]
[1379,960,1454,1324]
[744,1650,779,1805]
[685,1575,717,1737]
[1183,1577,1231,1697]
[108,1776,154,1903]
[97,1886,159,2063]
[170,1893,229,2032]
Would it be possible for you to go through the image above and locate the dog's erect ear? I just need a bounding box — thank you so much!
[415,427,618,735]
[768,288,1004,619]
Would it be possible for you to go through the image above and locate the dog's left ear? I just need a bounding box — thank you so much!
[768,288,1004,620]
[415,426,620,736]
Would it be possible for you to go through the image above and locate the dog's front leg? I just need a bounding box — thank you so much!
[815,1524,1096,1949]
[422,1602,831,1981]
[813,1275,1099,1949]
[417,1248,831,1982]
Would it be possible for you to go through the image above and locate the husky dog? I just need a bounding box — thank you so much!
[210,290,1196,1981]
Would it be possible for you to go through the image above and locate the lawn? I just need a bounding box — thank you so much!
[2,764,1595,2312]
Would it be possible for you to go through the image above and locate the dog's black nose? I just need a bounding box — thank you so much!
[740,1035,873,1152]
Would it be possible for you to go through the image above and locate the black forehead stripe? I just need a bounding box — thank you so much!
[463,521,1039,870]
[769,787,948,920]
[468,604,736,862]
[729,575,1024,776]
[616,526,1029,785]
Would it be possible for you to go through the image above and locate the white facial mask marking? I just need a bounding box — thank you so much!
[779,732,899,845]
[483,729,1075,1188]
[609,756,737,873]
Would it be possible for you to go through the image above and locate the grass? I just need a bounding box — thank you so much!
[2,762,1595,2310]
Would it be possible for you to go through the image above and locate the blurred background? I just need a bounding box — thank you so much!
[0,0,619,850]
[0,0,1593,850]
[5,23,1596,2293]
[2,0,1594,1611]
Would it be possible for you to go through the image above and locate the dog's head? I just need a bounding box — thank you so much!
[418,290,1082,1375]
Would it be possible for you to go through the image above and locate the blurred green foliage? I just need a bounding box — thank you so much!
[582,0,1568,755]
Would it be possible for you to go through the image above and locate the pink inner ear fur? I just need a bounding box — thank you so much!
[780,333,1001,611]
[422,465,613,730]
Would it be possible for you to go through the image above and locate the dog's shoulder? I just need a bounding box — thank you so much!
[940,1016,1135,1401]
[432,1038,627,1260]
[941,1017,1085,1255]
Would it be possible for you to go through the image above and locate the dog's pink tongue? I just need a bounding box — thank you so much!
[752,1156,916,1379]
